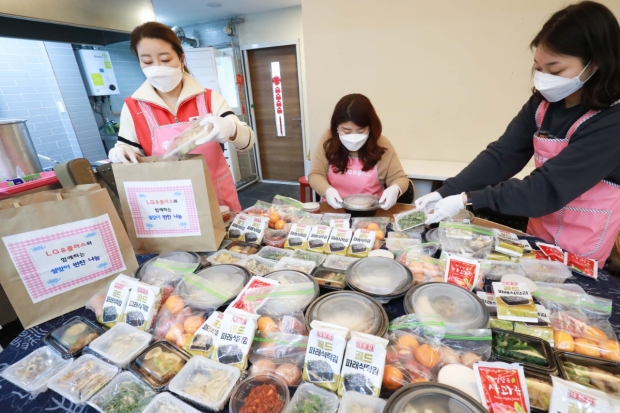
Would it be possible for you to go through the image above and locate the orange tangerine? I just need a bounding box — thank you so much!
[600,340,620,362]
[397,335,420,350]
[275,220,286,230]
[574,338,601,358]
[269,213,281,223]
[554,331,575,352]
[414,344,440,369]
[367,223,380,231]
[382,366,404,391]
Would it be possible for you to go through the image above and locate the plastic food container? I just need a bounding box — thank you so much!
[322,254,358,271]
[393,208,427,231]
[424,228,440,243]
[263,229,288,248]
[524,368,553,413]
[206,250,246,266]
[1,346,73,396]
[322,212,351,221]
[352,218,389,233]
[273,257,316,274]
[142,391,202,413]
[520,259,573,283]
[283,383,340,413]
[256,246,293,262]
[405,282,489,331]
[136,251,202,281]
[239,255,277,276]
[302,202,321,213]
[313,268,347,290]
[129,341,190,391]
[87,323,152,368]
[346,257,413,303]
[299,213,323,226]
[168,355,241,411]
[368,249,395,259]
[337,391,386,413]
[87,371,155,412]
[44,316,105,359]
[491,329,557,374]
[195,264,250,304]
[229,373,290,413]
[47,354,118,404]
[265,270,320,306]
[220,205,231,223]
[291,249,327,267]
[305,291,389,337]
[555,351,620,396]
[480,260,525,281]
[341,194,380,217]
[383,382,487,413]
[226,241,262,256]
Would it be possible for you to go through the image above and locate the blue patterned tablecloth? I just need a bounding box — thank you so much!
[1,244,619,412]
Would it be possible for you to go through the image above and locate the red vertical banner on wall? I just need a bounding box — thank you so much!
[270,62,285,137]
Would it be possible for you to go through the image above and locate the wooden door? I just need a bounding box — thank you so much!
[247,45,304,181]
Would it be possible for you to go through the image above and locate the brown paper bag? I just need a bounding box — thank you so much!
[113,155,226,254]
[0,184,138,329]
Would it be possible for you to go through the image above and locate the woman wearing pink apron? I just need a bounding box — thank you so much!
[308,94,411,210]
[416,2,620,267]
[108,22,254,212]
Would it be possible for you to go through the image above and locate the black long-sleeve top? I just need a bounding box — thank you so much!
[437,95,620,218]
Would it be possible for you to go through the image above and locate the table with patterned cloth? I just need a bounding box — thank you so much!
[0,241,618,412]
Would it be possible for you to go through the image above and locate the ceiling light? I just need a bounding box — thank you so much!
[207,2,222,7]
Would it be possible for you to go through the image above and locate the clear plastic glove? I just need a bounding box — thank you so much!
[415,191,443,212]
[325,187,343,209]
[195,116,237,145]
[425,193,466,224]
[108,144,139,164]
[379,185,400,210]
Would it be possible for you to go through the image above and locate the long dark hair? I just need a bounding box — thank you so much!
[130,22,190,74]
[531,1,620,109]
[325,94,386,173]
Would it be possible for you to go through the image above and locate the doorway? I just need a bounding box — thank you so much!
[245,45,305,182]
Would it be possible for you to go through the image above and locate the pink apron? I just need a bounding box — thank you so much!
[326,157,385,198]
[137,93,242,212]
[527,100,620,268]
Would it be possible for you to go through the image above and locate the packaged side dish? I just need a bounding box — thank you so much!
[87,371,155,413]
[239,254,276,276]
[292,249,327,267]
[273,257,316,274]
[437,329,492,371]
[88,322,152,368]
[474,361,530,413]
[137,254,200,305]
[87,274,137,328]
[228,213,269,244]
[524,369,553,413]
[249,332,308,385]
[491,329,557,373]
[207,249,246,266]
[229,373,289,413]
[480,260,525,281]
[322,254,358,272]
[44,316,105,358]
[520,259,573,283]
[162,116,211,159]
[313,268,346,290]
[121,281,162,331]
[437,222,495,259]
[306,225,333,253]
[227,241,261,255]
[226,275,279,316]
[338,331,388,397]
[337,391,386,413]
[257,246,293,262]
[555,351,620,396]
[168,355,241,411]
[393,208,427,231]
[302,320,349,392]
[1,346,73,396]
[283,383,340,413]
[492,281,538,323]
[494,229,524,257]
[129,341,189,390]
[142,392,202,413]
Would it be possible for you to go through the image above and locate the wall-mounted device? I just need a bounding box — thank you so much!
[75,49,120,96]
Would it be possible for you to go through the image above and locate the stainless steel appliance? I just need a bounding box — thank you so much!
[0,119,43,182]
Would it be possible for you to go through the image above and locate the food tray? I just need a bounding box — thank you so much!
[342,194,380,211]
[555,351,620,396]
[480,260,525,281]
[168,355,241,411]
[87,371,155,412]
[1,346,73,396]
[87,322,152,368]
[47,354,119,405]
[283,383,340,413]
[520,259,573,283]
[44,316,106,359]
[256,246,293,262]
[524,368,553,413]
[313,268,347,290]
[229,373,290,413]
[195,264,250,305]
[226,241,262,256]
[321,254,358,271]
[337,390,386,413]
[263,229,288,248]
[206,250,246,266]
[393,208,427,231]
[129,341,191,391]
[345,257,413,303]
[290,249,326,267]
[142,391,202,413]
[239,255,277,276]
[273,257,316,275]
[491,329,557,374]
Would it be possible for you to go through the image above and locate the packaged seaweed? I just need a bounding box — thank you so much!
[338,331,388,397]
[285,224,312,250]
[346,229,377,258]
[307,225,332,253]
[122,282,162,331]
[325,228,353,255]
[492,282,538,323]
[87,274,137,328]
[211,312,257,370]
[493,229,524,257]
[185,311,224,358]
[302,320,349,392]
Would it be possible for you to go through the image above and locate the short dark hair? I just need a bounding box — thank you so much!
[324,94,386,174]
[531,1,620,109]
[130,22,190,74]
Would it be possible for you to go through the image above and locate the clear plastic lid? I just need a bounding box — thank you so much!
[239,255,277,276]
[195,264,249,300]
[321,213,351,220]
[368,249,395,259]
[520,259,573,283]
[168,355,240,411]
[322,254,358,271]
[263,230,289,243]
[338,391,387,413]
[142,392,202,413]
[1,346,73,395]
[206,250,246,266]
[346,257,411,297]
[385,382,486,413]
[480,260,525,280]
[393,208,427,231]
[265,270,313,285]
[88,323,152,368]
[342,194,380,211]
[290,250,327,267]
[425,228,440,243]
[256,246,293,262]
[139,252,201,277]
[273,257,316,274]
[307,292,386,336]
[283,383,340,413]
[313,268,347,289]
[87,371,155,412]
[47,316,104,356]
[229,373,290,413]
[227,242,261,255]
[130,341,189,390]
[47,354,118,404]
[410,283,488,330]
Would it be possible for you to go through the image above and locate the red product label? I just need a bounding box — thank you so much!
[230,279,276,311]
[565,252,597,279]
[569,390,595,406]
[232,316,247,325]
[537,243,564,262]
[317,331,334,341]
[445,257,479,290]
[356,341,375,351]
[534,250,549,260]
[477,366,528,413]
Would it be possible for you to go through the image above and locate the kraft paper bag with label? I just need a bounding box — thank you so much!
[113,155,226,254]
[0,184,138,329]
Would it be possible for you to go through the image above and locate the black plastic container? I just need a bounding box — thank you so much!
[491,329,557,375]
[129,340,191,391]
[524,367,553,413]
[226,241,262,255]
[312,267,346,290]
[43,316,106,359]
[555,350,620,397]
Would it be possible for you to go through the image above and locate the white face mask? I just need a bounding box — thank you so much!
[339,132,369,151]
[142,65,183,93]
[533,62,595,103]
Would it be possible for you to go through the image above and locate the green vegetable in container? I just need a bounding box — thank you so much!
[395,209,426,231]
[97,381,154,413]
[493,332,548,367]
[292,394,328,413]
